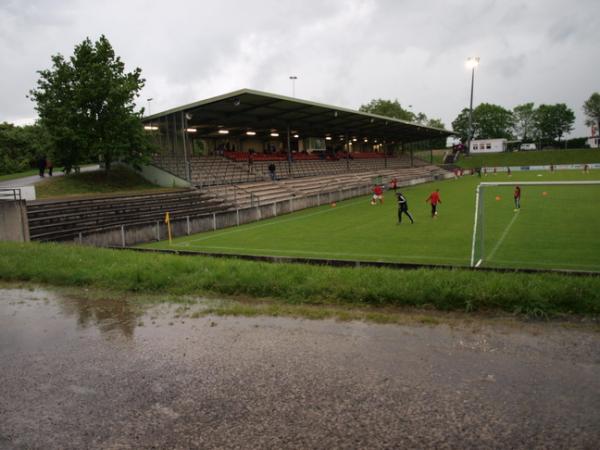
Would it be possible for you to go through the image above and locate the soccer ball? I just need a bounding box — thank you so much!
[370,200,376,205]
[495,195,501,201]
[331,202,336,207]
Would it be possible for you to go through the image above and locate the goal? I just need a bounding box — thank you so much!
[470,181,600,271]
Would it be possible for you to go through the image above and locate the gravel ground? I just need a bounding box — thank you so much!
[1,287,599,449]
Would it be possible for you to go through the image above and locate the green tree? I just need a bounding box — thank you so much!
[535,103,575,143]
[512,103,537,141]
[451,103,513,141]
[30,35,149,172]
[474,103,513,139]
[451,108,471,141]
[583,92,600,134]
[0,122,50,175]
[359,99,414,122]
[426,118,445,130]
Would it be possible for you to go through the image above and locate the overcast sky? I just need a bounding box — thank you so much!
[1,0,598,137]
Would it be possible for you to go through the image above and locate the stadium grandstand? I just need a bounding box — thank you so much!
[142,89,452,187]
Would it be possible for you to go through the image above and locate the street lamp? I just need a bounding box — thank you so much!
[289,76,298,97]
[146,98,154,117]
[466,57,480,155]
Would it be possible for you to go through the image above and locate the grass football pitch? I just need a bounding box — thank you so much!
[143,170,600,271]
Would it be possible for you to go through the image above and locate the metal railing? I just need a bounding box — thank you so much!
[0,188,22,201]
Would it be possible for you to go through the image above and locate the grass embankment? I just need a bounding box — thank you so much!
[0,169,38,182]
[457,148,600,169]
[35,166,171,199]
[1,242,599,317]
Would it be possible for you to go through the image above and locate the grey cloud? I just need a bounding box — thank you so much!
[1,0,599,137]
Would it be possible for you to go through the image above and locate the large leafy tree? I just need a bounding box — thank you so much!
[535,103,575,143]
[451,108,471,141]
[512,103,537,141]
[452,103,513,141]
[583,92,600,134]
[359,99,414,122]
[359,99,447,148]
[473,103,513,139]
[30,35,148,172]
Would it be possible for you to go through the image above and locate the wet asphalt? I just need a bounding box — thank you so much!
[1,288,599,449]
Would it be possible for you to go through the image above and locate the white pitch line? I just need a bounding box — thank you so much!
[175,196,370,246]
[487,211,519,262]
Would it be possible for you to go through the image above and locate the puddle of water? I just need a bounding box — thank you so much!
[0,288,142,351]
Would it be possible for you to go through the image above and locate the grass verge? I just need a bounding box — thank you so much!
[35,166,172,199]
[0,169,38,182]
[456,148,600,169]
[1,242,599,317]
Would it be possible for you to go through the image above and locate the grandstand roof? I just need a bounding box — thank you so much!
[143,88,452,143]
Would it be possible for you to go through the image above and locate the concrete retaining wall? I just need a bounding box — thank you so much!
[0,200,30,242]
[124,163,191,188]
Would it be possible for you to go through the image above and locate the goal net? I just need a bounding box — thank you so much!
[470,181,600,271]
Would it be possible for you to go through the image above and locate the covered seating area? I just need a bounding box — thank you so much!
[143,89,452,184]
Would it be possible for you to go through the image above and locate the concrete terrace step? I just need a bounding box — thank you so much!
[27,190,235,242]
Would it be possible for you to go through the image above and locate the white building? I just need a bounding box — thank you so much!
[470,138,507,153]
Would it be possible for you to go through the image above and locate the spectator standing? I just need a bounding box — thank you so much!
[268,163,276,181]
[248,151,254,174]
[37,156,46,177]
[46,158,53,176]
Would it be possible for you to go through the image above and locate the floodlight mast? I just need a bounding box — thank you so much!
[146,98,154,117]
[289,76,298,97]
[466,57,480,155]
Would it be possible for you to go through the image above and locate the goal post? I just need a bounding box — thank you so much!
[471,180,600,269]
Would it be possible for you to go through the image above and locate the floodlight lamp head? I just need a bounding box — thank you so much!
[233,97,241,107]
[466,57,480,69]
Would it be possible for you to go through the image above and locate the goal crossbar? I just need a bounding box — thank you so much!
[470,180,600,267]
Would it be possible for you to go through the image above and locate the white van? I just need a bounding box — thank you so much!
[519,143,537,151]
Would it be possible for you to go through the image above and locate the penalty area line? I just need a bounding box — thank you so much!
[487,211,519,262]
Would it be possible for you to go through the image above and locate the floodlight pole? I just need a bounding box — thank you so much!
[146,98,153,117]
[466,57,479,156]
[289,76,297,97]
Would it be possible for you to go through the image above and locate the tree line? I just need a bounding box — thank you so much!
[0,122,50,175]
[452,93,600,146]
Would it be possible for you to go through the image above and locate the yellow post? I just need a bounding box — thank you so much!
[165,212,172,245]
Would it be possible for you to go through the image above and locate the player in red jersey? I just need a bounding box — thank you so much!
[425,189,442,218]
[514,185,521,211]
[371,184,384,205]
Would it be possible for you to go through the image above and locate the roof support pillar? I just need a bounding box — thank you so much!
[384,140,388,169]
[286,123,292,176]
[182,111,191,181]
[345,131,350,172]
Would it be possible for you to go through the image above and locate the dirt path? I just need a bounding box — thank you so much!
[1,287,599,449]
